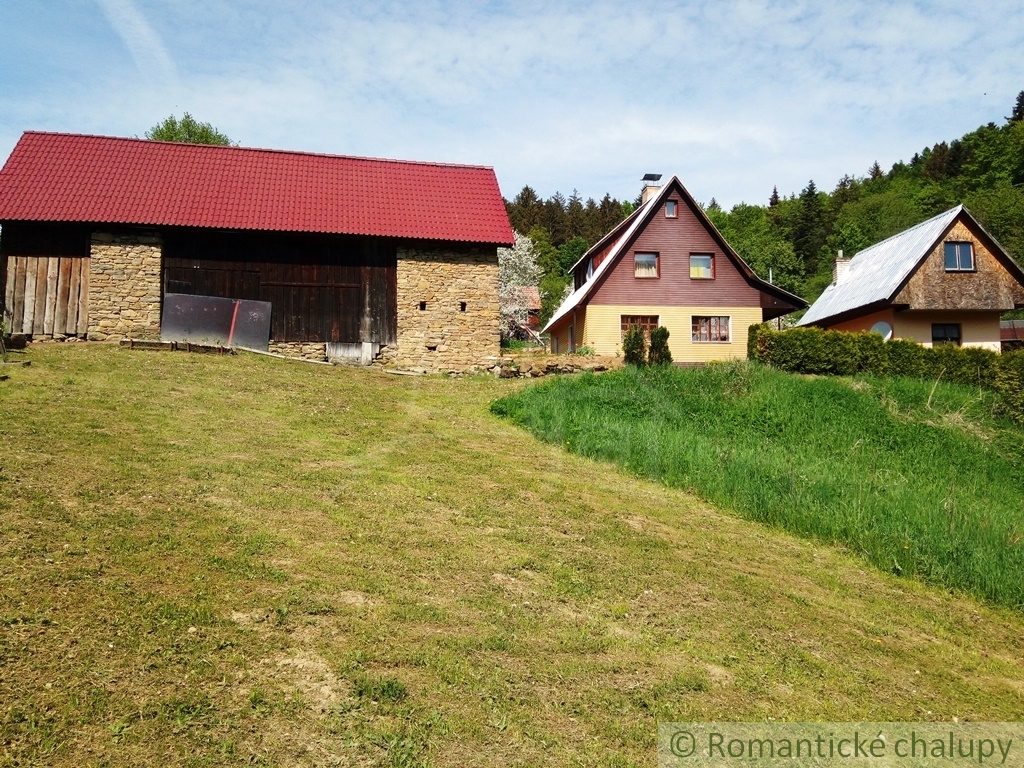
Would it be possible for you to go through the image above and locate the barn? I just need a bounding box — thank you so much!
[0,132,513,371]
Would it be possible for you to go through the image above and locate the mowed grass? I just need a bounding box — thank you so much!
[491,363,1024,611]
[0,345,1022,767]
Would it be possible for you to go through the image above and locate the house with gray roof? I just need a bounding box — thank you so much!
[799,205,1024,350]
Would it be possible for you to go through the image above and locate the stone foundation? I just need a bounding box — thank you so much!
[267,341,328,361]
[388,244,500,372]
[87,232,162,340]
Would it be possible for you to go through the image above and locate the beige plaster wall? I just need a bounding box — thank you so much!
[893,310,1001,351]
[556,304,763,362]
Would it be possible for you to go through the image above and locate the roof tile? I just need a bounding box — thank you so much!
[0,132,514,246]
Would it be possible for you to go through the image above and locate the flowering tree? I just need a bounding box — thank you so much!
[497,230,541,339]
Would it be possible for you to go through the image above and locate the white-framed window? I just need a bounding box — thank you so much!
[944,242,974,271]
[692,316,730,342]
[666,200,678,218]
[690,254,714,279]
[634,252,659,278]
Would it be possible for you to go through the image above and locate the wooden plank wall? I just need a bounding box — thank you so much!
[163,229,397,344]
[3,255,89,336]
[2,223,92,336]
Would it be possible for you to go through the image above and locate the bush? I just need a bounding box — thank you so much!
[994,350,1024,421]
[622,325,647,366]
[748,323,1022,420]
[648,327,672,366]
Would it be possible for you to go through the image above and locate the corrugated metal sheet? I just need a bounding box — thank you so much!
[799,206,963,326]
[0,132,514,246]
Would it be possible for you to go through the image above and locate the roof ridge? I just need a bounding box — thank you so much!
[853,204,962,259]
[18,130,496,172]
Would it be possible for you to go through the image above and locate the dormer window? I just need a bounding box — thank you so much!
[944,242,974,271]
[665,200,678,218]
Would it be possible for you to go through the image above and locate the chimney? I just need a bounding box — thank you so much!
[833,249,852,284]
[641,173,662,204]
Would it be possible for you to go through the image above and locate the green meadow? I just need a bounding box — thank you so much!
[492,362,1024,611]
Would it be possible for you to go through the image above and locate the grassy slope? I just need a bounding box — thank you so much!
[492,363,1024,611]
[0,346,1022,767]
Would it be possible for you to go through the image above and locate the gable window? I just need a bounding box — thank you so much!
[944,242,974,271]
[634,252,659,278]
[690,254,714,279]
[692,316,730,342]
[932,323,961,346]
[665,200,678,218]
[621,315,659,339]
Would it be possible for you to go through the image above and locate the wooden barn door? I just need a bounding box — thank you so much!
[2,224,92,337]
[3,256,90,337]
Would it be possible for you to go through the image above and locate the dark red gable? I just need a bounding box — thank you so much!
[0,132,514,246]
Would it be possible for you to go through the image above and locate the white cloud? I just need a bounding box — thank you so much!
[1,0,1022,207]
[94,0,177,84]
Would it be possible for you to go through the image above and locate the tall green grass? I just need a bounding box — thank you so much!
[491,362,1024,610]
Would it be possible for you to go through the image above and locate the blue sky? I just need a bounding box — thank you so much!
[1,1,1021,209]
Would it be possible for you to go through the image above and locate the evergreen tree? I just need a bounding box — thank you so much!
[769,186,780,207]
[648,327,672,366]
[566,189,585,239]
[868,161,884,181]
[1006,90,1024,123]
[793,180,829,275]
[583,197,602,244]
[542,192,569,244]
[598,193,624,234]
[622,325,647,366]
[506,186,543,234]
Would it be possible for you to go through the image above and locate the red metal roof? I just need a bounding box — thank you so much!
[0,132,514,245]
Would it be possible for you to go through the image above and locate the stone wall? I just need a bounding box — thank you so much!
[387,244,500,372]
[88,232,162,341]
[268,341,328,361]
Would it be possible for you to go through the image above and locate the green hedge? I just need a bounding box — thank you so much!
[748,323,1024,420]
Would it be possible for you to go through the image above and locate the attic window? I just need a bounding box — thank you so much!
[690,254,714,279]
[944,242,974,271]
[665,200,678,218]
[634,253,659,278]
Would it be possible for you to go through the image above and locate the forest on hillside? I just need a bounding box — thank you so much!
[506,91,1024,325]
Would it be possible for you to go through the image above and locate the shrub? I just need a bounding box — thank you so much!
[622,325,647,366]
[993,350,1024,421]
[748,324,1021,419]
[648,327,672,366]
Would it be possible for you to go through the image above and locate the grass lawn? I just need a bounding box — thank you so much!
[1,345,1023,767]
